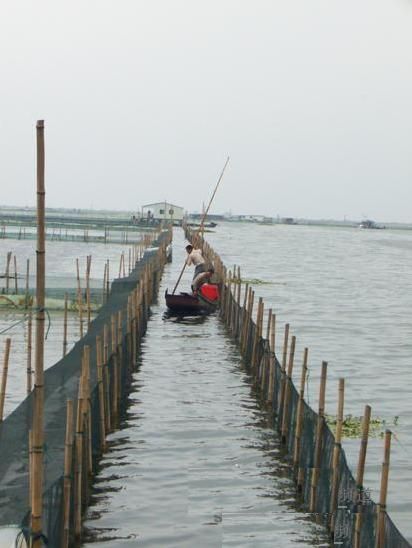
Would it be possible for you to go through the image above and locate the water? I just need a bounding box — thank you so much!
[1,223,411,544]
[82,230,330,547]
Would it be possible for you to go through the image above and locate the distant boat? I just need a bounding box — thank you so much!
[186,221,217,229]
[359,220,385,229]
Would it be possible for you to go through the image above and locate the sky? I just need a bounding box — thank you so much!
[1,0,412,222]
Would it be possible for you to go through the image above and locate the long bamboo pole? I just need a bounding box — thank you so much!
[172,156,230,294]
[31,119,46,547]
[294,347,309,491]
[63,292,68,357]
[0,338,12,422]
[281,335,296,443]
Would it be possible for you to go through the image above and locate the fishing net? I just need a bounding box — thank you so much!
[0,230,170,547]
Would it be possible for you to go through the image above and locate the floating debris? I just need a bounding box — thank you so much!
[326,414,399,439]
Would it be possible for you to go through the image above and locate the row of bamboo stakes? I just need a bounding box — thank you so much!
[184,225,395,548]
[55,235,170,546]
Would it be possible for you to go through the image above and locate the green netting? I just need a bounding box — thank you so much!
[0,230,170,546]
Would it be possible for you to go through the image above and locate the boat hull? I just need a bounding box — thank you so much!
[165,290,218,315]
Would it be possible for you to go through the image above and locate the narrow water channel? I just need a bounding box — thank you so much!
[82,234,330,547]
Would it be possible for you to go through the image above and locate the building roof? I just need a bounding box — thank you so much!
[142,202,183,209]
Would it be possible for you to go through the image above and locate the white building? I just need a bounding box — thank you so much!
[141,202,184,222]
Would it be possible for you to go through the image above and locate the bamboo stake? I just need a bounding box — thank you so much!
[103,262,107,304]
[76,258,84,338]
[96,336,106,451]
[5,251,12,294]
[86,255,92,329]
[294,347,309,491]
[103,324,111,433]
[329,378,345,533]
[277,323,290,417]
[25,258,30,308]
[281,335,296,443]
[13,254,18,293]
[106,260,110,297]
[354,405,371,548]
[29,430,33,510]
[267,318,276,403]
[27,310,33,395]
[74,368,84,538]
[309,361,328,513]
[31,119,46,547]
[376,430,392,548]
[63,399,74,548]
[0,338,12,421]
[261,309,272,393]
[63,292,68,357]
[83,345,93,474]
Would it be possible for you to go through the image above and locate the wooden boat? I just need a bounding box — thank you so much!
[165,284,220,315]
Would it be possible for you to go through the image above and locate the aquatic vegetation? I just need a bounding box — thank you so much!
[325,414,400,439]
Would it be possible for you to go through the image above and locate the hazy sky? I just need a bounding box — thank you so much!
[1,1,412,222]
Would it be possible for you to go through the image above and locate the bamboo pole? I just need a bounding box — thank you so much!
[86,255,92,329]
[354,405,371,548]
[172,156,230,294]
[376,430,392,548]
[63,399,74,548]
[267,318,276,404]
[281,335,296,443]
[103,262,107,304]
[25,258,30,308]
[5,251,12,294]
[277,323,290,417]
[96,335,106,451]
[83,346,93,474]
[329,378,345,533]
[106,260,110,296]
[294,347,309,491]
[261,309,272,393]
[29,430,33,510]
[103,324,111,433]
[31,119,46,547]
[76,258,84,338]
[0,338,12,422]
[63,292,68,357]
[309,361,328,513]
[13,254,18,293]
[27,310,33,395]
[74,368,84,538]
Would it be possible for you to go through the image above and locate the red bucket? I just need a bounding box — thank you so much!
[200,283,220,301]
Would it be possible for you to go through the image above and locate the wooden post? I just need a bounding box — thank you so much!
[329,378,345,533]
[0,338,12,422]
[294,347,309,491]
[27,310,33,395]
[376,430,392,548]
[63,292,68,357]
[309,361,328,513]
[354,404,371,548]
[31,119,46,547]
[83,345,93,474]
[281,335,296,443]
[63,399,74,548]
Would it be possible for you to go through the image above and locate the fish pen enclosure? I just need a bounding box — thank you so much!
[185,225,411,548]
[0,228,172,547]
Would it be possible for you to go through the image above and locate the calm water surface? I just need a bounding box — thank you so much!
[1,224,411,544]
[82,230,330,547]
